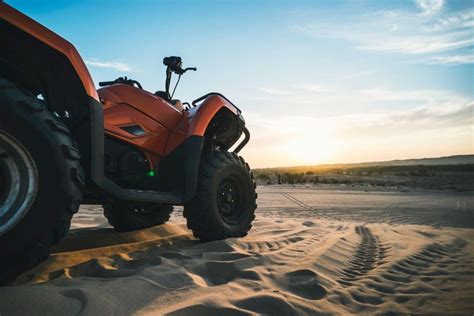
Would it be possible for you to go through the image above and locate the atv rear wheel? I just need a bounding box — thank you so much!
[104,202,173,232]
[0,130,39,236]
[184,151,257,241]
[0,78,84,285]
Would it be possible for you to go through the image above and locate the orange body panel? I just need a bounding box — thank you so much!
[0,3,98,100]
[99,85,240,160]
[99,85,183,129]
[103,102,169,167]
[99,84,189,167]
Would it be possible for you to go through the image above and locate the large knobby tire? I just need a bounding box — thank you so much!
[104,202,173,232]
[0,78,84,285]
[184,151,257,241]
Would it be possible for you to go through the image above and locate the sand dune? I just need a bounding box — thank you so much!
[1,187,473,315]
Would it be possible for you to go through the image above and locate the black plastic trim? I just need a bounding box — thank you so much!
[157,136,204,202]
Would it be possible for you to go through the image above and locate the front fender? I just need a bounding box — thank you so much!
[187,94,239,137]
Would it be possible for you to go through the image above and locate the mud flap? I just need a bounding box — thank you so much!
[157,136,204,201]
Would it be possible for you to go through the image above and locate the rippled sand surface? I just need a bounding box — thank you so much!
[1,186,473,315]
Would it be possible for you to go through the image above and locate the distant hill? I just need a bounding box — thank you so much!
[255,155,474,173]
[363,155,474,166]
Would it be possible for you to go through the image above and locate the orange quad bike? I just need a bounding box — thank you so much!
[0,3,257,284]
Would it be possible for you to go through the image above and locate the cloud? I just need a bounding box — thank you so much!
[85,60,131,71]
[359,87,465,104]
[426,53,474,65]
[355,31,474,54]
[382,102,472,127]
[340,70,377,80]
[293,84,334,93]
[258,83,334,96]
[339,101,473,141]
[293,3,474,64]
[257,87,291,95]
[344,87,472,132]
[423,10,474,32]
[416,0,443,15]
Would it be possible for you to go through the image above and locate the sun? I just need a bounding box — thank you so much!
[282,130,337,166]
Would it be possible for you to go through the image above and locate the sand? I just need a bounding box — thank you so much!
[1,186,473,315]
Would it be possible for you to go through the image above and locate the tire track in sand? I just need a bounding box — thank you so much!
[378,237,469,286]
[280,192,335,220]
[337,226,388,287]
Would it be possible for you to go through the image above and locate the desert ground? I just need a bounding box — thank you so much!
[1,185,473,315]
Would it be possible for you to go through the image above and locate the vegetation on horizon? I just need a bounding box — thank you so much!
[253,164,474,188]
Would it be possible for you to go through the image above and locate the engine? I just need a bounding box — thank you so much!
[104,136,154,190]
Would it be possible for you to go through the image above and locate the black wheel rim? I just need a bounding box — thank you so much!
[217,175,244,225]
[0,131,38,236]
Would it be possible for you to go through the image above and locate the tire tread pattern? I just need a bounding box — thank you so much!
[184,151,257,241]
[0,78,84,285]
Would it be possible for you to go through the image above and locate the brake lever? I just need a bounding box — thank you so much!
[179,67,197,74]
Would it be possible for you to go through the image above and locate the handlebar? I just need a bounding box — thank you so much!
[181,67,197,74]
[163,56,196,100]
[98,80,116,87]
[163,56,196,75]
[98,77,143,89]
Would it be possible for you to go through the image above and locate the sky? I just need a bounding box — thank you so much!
[9,0,473,168]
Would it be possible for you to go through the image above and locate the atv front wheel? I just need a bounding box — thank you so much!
[184,151,257,241]
[0,78,84,285]
[104,202,173,232]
